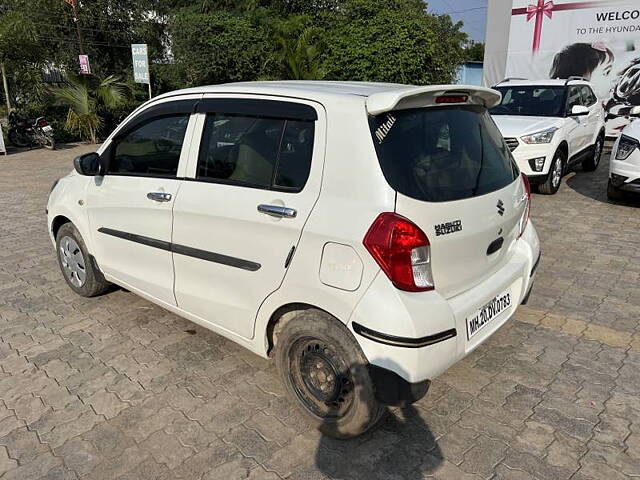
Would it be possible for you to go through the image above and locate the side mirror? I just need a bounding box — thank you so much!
[73,152,101,176]
[570,105,589,116]
[630,106,640,117]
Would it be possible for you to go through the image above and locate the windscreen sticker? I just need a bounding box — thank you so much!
[374,114,396,144]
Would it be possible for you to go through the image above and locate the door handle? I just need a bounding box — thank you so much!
[147,192,172,202]
[257,204,297,218]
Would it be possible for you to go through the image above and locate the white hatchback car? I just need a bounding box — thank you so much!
[608,107,640,200]
[491,79,605,195]
[47,81,541,438]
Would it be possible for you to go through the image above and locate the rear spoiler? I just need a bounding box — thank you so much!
[366,85,502,116]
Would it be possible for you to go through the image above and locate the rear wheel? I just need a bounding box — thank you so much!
[582,134,603,171]
[274,310,385,439]
[538,149,565,195]
[56,223,110,297]
[42,134,55,150]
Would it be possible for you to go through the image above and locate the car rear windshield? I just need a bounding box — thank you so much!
[369,105,519,203]
[490,86,566,117]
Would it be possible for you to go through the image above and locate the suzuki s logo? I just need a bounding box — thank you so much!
[496,200,505,216]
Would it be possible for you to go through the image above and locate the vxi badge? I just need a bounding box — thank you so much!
[435,220,463,237]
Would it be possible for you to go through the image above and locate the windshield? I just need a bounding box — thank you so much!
[490,86,566,117]
[369,106,519,203]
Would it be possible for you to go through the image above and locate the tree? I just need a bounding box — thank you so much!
[52,74,127,143]
[272,15,326,80]
[169,10,276,86]
[465,41,484,62]
[322,0,467,85]
[0,9,40,110]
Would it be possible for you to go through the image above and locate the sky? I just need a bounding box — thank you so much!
[426,0,488,43]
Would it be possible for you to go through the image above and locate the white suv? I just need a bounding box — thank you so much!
[47,81,540,438]
[608,107,640,200]
[491,79,605,195]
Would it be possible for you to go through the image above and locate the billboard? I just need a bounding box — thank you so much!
[503,0,640,136]
[131,44,150,84]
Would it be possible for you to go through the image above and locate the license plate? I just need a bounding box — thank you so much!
[466,289,512,340]
[42,125,53,132]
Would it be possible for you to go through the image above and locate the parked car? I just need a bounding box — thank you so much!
[490,78,605,195]
[47,81,541,438]
[608,106,640,201]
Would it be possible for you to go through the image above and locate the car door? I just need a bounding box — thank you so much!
[581,85,602,144]
[565,85,587,158]
[171,96,325,339]
[86,98,199,305]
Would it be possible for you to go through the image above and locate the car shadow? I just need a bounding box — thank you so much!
[561,147,640,207]
[314,361,443,479]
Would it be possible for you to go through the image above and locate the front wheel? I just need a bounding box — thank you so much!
[607,179,624,201]
[56,223,110,297]
[8,128,29,148]
[582,135,603,171]
[274,310,385,439]
[538,150,565,195]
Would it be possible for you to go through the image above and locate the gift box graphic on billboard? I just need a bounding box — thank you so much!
[506,0,640,135]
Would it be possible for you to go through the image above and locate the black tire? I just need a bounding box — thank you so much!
[43,134,55,150]
[8,128,29,148]
[538,149,565,195]
[582,134,603,171]
[274,310,385,439]
[607,179,624,201]
[55,223,110,297]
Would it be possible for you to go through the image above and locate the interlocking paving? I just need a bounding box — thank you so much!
[0,143,639,479]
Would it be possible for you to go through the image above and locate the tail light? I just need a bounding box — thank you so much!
[518,173,531,238]
[363,213,434,292]
[38,119,49,128]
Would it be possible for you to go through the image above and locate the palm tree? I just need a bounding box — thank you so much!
[273,16,326,80]
[52,74,127,144]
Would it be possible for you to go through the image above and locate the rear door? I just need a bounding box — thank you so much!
[581,85,602,144]
[171,96,325,339]
[369,105,526,298]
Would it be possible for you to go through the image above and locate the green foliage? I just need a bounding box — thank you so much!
[271,15,326,80]
[465,41,485,62]
[51,74,128,143]
[170,10,275,86]
[322,0,466,85]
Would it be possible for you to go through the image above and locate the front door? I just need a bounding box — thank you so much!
[172,97,324,338]
[87,103,197,305]
[566,86,589,158]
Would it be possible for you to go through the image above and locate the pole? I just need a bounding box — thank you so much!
[71,1,85,55]
[148,81,152,100]
[0,62,11,112]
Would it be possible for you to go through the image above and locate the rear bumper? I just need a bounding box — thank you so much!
[349,221,540,386]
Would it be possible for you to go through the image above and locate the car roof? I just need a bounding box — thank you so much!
[151,81,502,114]
[493,79,592,88]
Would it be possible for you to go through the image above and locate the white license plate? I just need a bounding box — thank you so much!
[466,289,512,340]
[42,125,53,132]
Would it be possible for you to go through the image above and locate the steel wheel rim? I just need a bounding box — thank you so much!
[288,337,355,419]
[552,158,562,188]
[59,236,86,287]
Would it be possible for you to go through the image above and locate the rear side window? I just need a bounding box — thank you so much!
[197,113,314,192]
[369,106,518,202]
[109,115,189,177]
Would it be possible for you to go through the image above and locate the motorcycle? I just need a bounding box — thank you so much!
[7,111,56,150]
